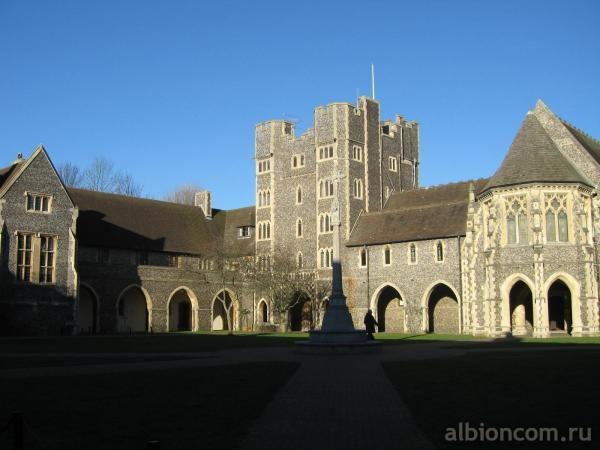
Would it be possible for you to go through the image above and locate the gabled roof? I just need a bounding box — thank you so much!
[347,179,487,247]
[210,206,255,257]
[481,109,592,193]
[69,188,217,255]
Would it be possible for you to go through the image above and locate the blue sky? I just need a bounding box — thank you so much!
[1,0,599,209]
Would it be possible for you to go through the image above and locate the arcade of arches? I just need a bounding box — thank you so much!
[375,286,405,332]
[168,289,194,332]
[507,277,574,336]
[212,290,235,331]
[427,284,459,334]
[290,295,312,331]
[117,286,149,333]
[78,285,98,334]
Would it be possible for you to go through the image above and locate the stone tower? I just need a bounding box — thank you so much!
[254,97,419,276]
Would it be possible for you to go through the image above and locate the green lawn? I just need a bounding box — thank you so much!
[383,350,600,449]
[0,362,299,450]
[0,331,309,354]
[1,332,598,355]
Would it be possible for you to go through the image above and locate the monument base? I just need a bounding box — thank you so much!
[295,330,382,354]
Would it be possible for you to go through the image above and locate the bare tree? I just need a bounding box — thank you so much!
[113,171,143,197]
[253,251,322,331]
[84,157,115,192]
[57,162,83,188]
[164,183,203,205]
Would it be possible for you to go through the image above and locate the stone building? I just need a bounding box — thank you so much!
[1,97,598,337]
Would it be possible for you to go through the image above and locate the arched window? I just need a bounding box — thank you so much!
[436,242,443,262]
[409,243,417,264]
[360,247,367,267]
[297,252,303,269]
[353,179,363,199]
[383,246,391,265]
[297,219,303,237]
[296,186,302,204]
[545,195,568,243]
[319,213,332,233]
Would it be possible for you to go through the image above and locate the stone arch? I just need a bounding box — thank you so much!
[257,298,269,324]
[289,292,312,331]
[116,284,152,333]
[79,282,99,334]
[211,289,238,331]
[372,284,405,332]
[500,274,535,334]
[544,272,582,334]
[167,286,199,332]
[422,281,460,334]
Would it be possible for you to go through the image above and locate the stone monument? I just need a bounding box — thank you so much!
[297,169,381,353]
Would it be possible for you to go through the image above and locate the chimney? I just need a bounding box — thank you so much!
[194,190,212,219]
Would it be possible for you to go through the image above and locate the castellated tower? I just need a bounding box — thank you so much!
[254,97,419,275]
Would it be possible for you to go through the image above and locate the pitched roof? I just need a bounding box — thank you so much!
[385,179,488,211]
[347,179,487,246]
[210,206,255,257]
[69,188,216,255]
[481,113,591,193]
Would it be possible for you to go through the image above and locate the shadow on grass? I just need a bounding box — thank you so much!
[383,349,600,449]
[0,331,310,354]
[0,362,300,450]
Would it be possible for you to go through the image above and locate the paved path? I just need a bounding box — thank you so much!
[5,341,587,449]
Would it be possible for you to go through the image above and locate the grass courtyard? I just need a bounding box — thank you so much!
[383,349,600,449]
[1,332,599,449]
[0,362,299,450]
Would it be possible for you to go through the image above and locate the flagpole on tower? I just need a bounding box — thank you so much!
[371,63,375,100]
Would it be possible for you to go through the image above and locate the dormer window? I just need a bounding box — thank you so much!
[26,193,51,213]
[238,226,252,238]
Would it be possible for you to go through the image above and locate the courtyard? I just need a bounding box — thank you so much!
[0,333,598,449]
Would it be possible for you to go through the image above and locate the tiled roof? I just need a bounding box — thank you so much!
[347,179,487,246]
[69,188,217,255]
[481,113,591,193]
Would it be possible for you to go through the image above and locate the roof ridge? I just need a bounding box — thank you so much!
[560,118,600,145]
[389,177,488,195]
[367,200,467,215]
[68,187,205,211]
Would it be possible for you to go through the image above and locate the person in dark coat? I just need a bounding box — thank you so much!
[364,309,378,340]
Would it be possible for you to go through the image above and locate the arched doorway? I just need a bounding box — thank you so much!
[509,280,534,336]
[548,280,572,334]
[79,284,98,334]
[376,286,404,332]
[212,290,236,331]
[427,284,459,333]
[289,294,312,331]
[257,300,269,324]
[117,286,149,333]
[168,289,195,332]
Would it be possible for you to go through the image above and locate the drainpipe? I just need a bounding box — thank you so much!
[457,235,463,334]
[365,244,370,312]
